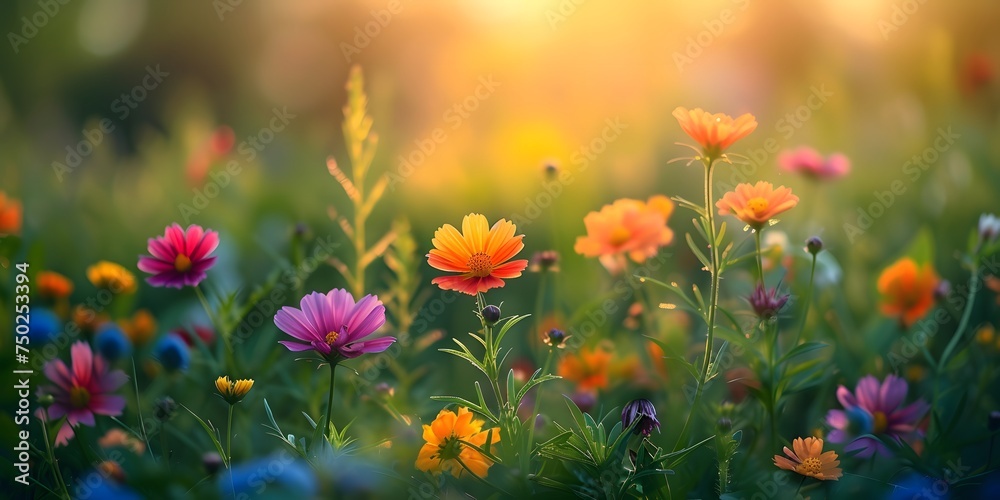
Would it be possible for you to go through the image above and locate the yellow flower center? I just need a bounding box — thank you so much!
[174,254,192,273]
[873,411,888,434]
[70,386,91,409]
[325,331,340,345]
[467,252,493,278]
[609,226,632,247]
[796,457,823,477]
[747,197,769,217]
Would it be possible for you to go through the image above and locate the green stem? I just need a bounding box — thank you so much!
[674,158,721,451]
[323,363,338,441]
[795,254,818,347]
[40,416,70,499]
[226,405,234,465]
[767,321,779,452]
[196,285,237,372]
[754,229,764,286]
[938,266,981,371]
[526,349,555,455]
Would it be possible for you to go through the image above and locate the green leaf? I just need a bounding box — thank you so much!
[686,233,712,270]
[778,341,829,364]
[181,404,228,467]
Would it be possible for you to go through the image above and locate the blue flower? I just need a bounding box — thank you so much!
[94,324,131,362]
[30,308,61,344]
[218,455,317,497]
[154,334,190,372]
[72,472,142,500]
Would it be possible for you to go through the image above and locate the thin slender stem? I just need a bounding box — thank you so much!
[324,363,338,441]
[40,415,70,499]
[674,158,721,450]
[754,229,764,286]
[226,405,234,464]
[526,349,555,455]
[795,254,818,347]
[938,266,981,371]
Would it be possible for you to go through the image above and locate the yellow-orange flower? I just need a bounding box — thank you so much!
[416,407,500,478]
[878,258,939,328]
[72,305,109,334]
[716,182,799,229]
[773,437,842,481]
[215,376,254,404]
[87,261,137,294]
[672,107,757,157]
[119,309,158,346]
[574,196,674,274]
[98,428,146,454]
[427,214,528,295]
[0,191,22,236]
[558,345,613,391]
[38,271,74,299]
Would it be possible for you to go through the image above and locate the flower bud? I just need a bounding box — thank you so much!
[542,328,569,349]
[481,305,501,325]
[621,398,661,437]
[806,236,824,255]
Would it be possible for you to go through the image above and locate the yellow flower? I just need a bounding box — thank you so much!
[416,407,500,478]
[976,324,996,346]
[215,376,254,404]
[773,437,842,481]
[87,261,137,294]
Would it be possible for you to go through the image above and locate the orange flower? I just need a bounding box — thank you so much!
[558,345,613,391]
[574,196,674,274]
[119,309,158,346]
[672,107,757,158]
[38,271,74,299]
[773,437,842,481]
[0,191,22,236]
[72,305,109,335]
[878,258,939,327]
[716,182,799,230]
[416,407,500,478]
[98,428,146,454]
[427,214,528,295]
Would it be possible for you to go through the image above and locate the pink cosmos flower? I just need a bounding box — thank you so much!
[826,374,929,458]
[778,147,850,179]
[40,342,127,446]
[274,289,395,361]
[138,224,219,288]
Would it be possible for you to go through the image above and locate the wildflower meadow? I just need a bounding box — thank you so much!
[3,1,1000,499]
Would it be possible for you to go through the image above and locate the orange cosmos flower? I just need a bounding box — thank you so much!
[673,107,757,158]
[38,271,74,299]
[574,196,674,274]
[427,214,528,295]
[416,407,500,478]
[716,182,799,230]
[878,258,939,328]
[558,345,613,391]
[773,437,842,481]
[0,191,23,236]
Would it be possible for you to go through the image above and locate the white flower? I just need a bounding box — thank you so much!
[980,213,1000,245]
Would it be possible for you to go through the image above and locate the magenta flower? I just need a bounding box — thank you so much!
[826,374,929,458]
[138,223,219,288]
[40,342,127,446]
[778,147,850,179]
[274,289,395,362]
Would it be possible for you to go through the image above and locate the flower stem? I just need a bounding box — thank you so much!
[754,229,764,286]
[795,253,818,347]
[226,404,234,465]
[324,363,338,441]
[161,421,170,470]
[40,415,70,499]
[674,158,721,450]
[938,264,981,371]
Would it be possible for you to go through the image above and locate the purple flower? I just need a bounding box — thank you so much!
[40,342,128,446]
[274,289,395,362]
[622,398,661,436]
[748,283,789,320]
[138,224,219,288]
[826,374,929,458]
